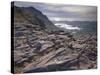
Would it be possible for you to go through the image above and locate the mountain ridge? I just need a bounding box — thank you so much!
[13,5,60,32]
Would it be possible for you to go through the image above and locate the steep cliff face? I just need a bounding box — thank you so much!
[14,6,60,32]
[12,5,97,73]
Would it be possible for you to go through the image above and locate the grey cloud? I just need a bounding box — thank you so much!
[14,1,97,21]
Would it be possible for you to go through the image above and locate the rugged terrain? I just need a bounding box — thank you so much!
[12,6,97,73]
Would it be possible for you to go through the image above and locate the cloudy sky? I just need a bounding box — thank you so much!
[14,1,97,21]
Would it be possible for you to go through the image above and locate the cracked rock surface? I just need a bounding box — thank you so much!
[12,6,97,73]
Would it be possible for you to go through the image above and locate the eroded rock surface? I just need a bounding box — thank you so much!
[12,6,97,73]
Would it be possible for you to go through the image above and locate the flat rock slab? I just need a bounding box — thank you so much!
[23,53,78,73]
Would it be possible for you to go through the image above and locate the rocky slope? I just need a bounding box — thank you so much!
[12,6,97,73]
